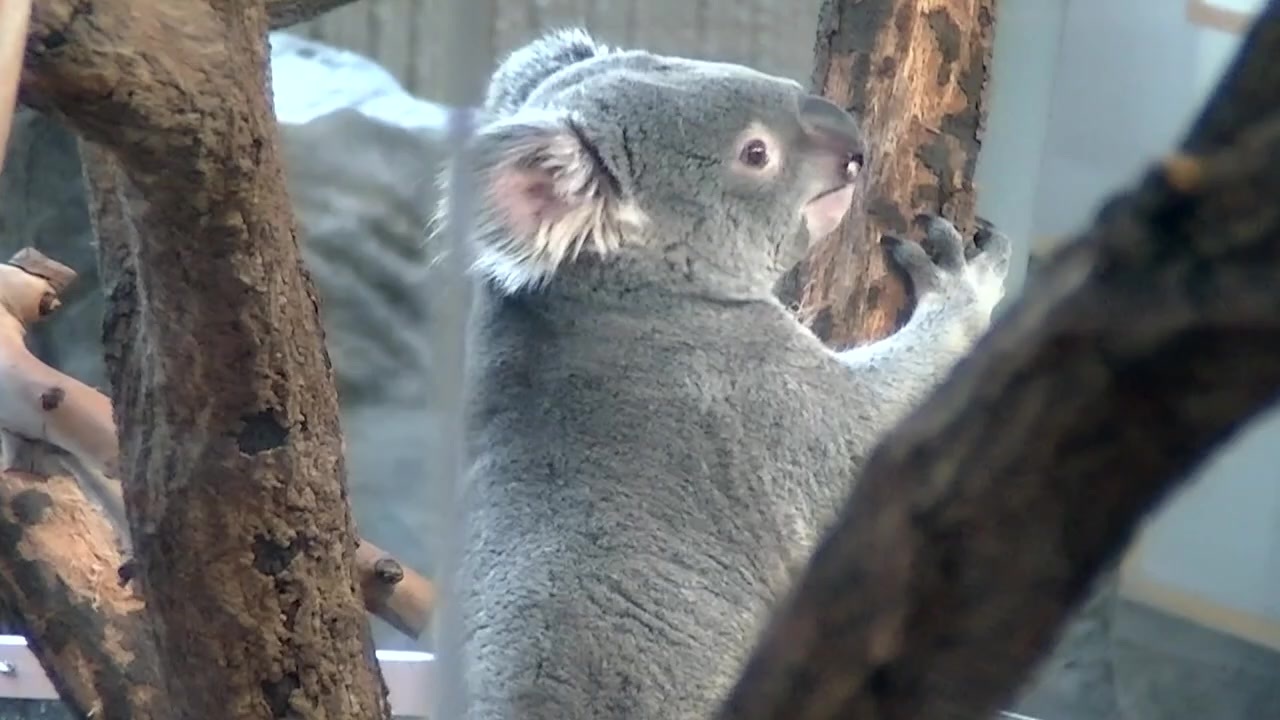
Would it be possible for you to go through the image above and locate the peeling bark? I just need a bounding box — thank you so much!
[718,6,1280,720]
[783,0,997,346]
[21,3,392,719]
[0,465,165,719]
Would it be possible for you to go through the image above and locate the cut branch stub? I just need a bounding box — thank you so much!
[8,247,78,295]
[0,249,122,489]
[357,539,436,640]
[785,0,998,348]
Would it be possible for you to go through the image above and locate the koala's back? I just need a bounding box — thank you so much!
[451,286,866,719]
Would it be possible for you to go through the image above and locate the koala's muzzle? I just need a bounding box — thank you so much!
[799,94,866,181]
[799,94,865,240]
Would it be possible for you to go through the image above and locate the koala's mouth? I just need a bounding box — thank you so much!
[802,183,856,240]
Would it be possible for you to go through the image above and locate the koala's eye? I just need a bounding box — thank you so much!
[739,139,771,169]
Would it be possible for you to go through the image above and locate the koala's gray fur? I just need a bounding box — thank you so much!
[433,28,1012,720]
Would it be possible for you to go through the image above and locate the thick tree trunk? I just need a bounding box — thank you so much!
[21,2,392,719]
[783,0,997,346]
[717,6,1280,720]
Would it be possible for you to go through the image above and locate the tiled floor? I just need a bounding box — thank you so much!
[4,584,1277,720]
[1015,593,1280,720]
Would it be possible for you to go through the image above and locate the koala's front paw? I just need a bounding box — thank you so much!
[885,214,1012,335]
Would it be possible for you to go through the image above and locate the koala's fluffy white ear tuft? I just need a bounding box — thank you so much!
[484,28,610,116]
[468,111,645,294]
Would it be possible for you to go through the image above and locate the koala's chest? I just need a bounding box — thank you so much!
[552,326,861,486]
[473,302,863,519]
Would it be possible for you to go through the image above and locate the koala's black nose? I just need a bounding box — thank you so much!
[799,94,866,171]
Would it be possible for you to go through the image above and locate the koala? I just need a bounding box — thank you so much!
[432,27,1012,720]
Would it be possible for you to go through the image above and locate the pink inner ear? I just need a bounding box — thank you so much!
[489,167,567,238]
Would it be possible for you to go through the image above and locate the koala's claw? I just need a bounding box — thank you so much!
[971,219,1013,279]
[884,235,945,295]
[885,214,1012,304]
[966,217,995,260]
[921,215,966,272]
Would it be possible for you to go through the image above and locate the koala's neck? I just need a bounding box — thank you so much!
[471,274,784,354]
[544,251,781,305]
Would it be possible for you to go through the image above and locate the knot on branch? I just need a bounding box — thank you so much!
[40,387,65,411]
[236,409,290,455]
[373,557,404,585]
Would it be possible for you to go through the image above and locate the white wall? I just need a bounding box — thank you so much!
[1030,0,1202,247]
[972,0,1067,298]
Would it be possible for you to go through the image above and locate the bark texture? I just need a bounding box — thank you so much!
[782,0,997,346]
[0,465,164,719]
[21,3,392,719]
[717,6,1280,720]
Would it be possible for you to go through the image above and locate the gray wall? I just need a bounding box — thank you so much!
[972,0,1068,299]
[290,0,827,101]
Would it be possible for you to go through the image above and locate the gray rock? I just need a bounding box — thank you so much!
[0,34,454,652]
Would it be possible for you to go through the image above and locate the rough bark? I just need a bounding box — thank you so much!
[0,243,165,719]
[781,0,997,347]
[0,465,166,719]
[86,140,443,640]
[21,3,392,719]
[717,6,1280,720]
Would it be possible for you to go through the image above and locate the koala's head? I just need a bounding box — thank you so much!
[449,29,866,296]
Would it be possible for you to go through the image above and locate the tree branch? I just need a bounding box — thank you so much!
[0,0,30,175]
[22,2,395,717]
[265,0,362,30]
[23,114,441,645]
[0,246,130,545]
[356,538,437,641]
[0,465,167,718]
[0,234,430,708]
[0,254,159,717]
[718,6,1280,720]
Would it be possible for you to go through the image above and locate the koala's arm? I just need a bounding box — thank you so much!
[831,216,1012,434]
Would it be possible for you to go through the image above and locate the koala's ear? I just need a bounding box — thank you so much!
[485,28,610,115]
[469,111,643,294]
